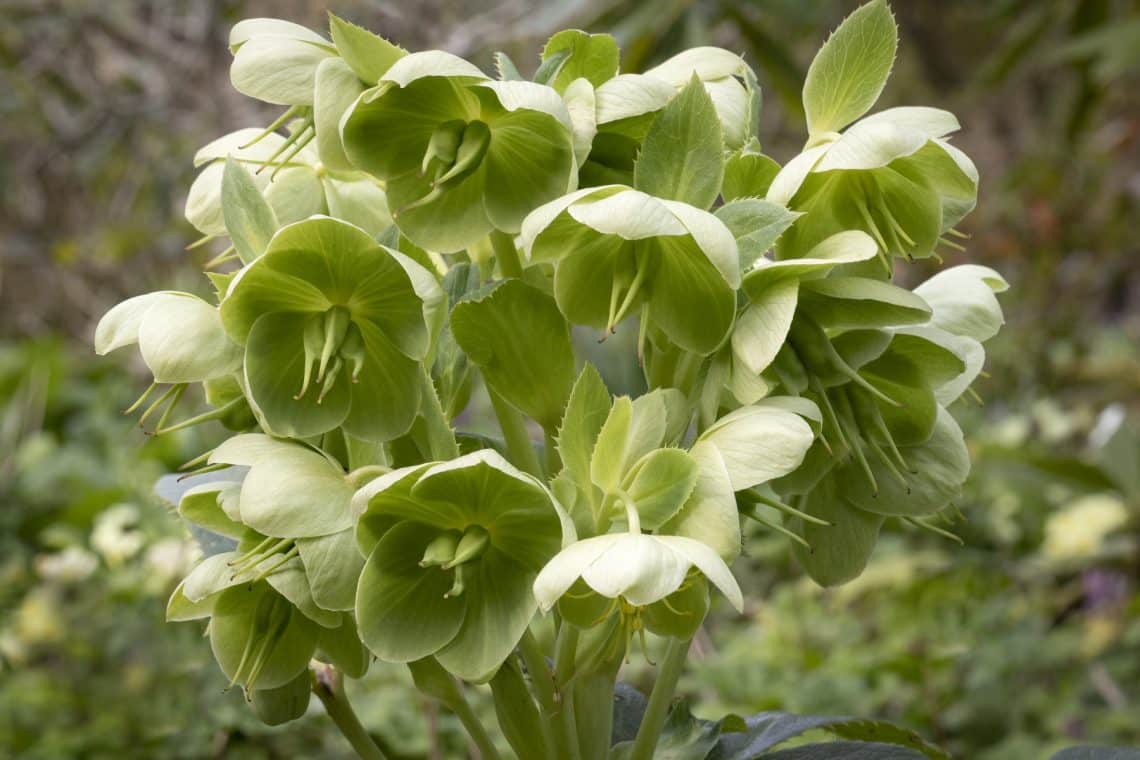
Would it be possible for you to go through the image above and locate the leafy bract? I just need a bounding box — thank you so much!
[802,0,898,136]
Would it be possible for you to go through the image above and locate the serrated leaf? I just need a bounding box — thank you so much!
[221,157,278,264]
[450,279,575,431]
[557,363,612,491]
[803,0,898,135]
[541,29,620,91]
[494,51,523,81]
[328,13,406,84]
[634,74,725,209]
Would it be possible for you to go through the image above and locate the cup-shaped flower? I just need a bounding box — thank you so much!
[229,19,337,107]
[219,216,439,442]
[769,111,978,264]
[532,533,743,633]
[186,129,392,241]
[95,291,242,385]
[520,186,740,355]
[353,449,572,681]
[340,52,577,252]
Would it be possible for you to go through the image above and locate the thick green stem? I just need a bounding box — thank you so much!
[448,686,503,760]
[407,658,501,760]
[553,624,582,760]
[518,629,564,758]
[490,229,523,279]
[312,666,387,760]
[629,637,691,760]
[488,387,542,477]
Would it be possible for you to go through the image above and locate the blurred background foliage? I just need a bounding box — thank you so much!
[1,0,1138,757]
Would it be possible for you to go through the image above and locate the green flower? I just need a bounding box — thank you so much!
[353,449,572,681]
[341,51,578,252]
[95,291,241,385]
[186,128,392,241]
[769,107,979,264]
[520,186,740,355]
[219,216,443,442]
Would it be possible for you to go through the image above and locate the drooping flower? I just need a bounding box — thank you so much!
[352,449,572,681]
[520,186,740,355]
[218,216,443,442]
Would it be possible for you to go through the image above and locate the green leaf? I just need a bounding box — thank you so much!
[222,157,279,264]
[557,363,612,493]
[761,742,927,759]
[714,198,801,269]
[451,279,575,431]
[839,406,970,517]
[723,143,782,201]
[541,30,620,91]
[328,13,406,85]
[802,0,898,135]
[623,448,700,529]
[493,51,523,81]
[590,394,668,497]
[634,74,725,209]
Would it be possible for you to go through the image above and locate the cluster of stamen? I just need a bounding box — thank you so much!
[295,306,365,404]
[227,536,299,583]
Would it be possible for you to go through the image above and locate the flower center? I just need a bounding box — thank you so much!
[419,525,491,599]
[295,306,365,403]
[400,120,492,215]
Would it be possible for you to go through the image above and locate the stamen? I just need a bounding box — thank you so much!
[205,246,239,270]
[740,503,811,548]
[420,119,465,177]
[270,125,315,179]
[608,252,650,332]
[253,545,299,581]
[124,382,159,415]
[295,316,324,399]
[745,488,832,526]
[239,105,304,149]
[903,516,964,545]
[155,396,246,435]
[339,324,366,383]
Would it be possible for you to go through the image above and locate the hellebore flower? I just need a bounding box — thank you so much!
[520,186,740,355]
[762,1,977,264]
[186,128,392,242]
[94,291,244,431]
[219,216,442,442]
[532,532,743,646]
[340,51,578,252]
[352,449,572,681]
[768,107,979,264]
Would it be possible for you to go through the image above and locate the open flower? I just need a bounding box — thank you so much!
[520,186,740,355]
[219,216,442,442]
[353,449,572,681]
[341,52,577,252]
[532,532,743,641]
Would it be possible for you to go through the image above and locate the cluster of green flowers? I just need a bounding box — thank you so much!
[95,1,1005,752]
